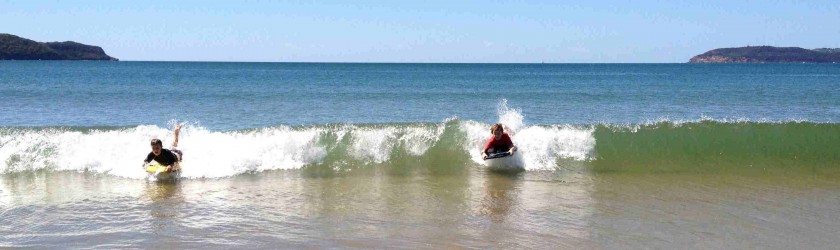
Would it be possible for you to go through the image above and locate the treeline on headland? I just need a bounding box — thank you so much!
[0,33,117,61]
[689,46,840,63]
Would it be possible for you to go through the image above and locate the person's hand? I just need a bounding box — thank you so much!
[166,165,173,172]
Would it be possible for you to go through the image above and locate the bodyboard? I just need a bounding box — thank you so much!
[485,151,511,159]
[145,162,181,173]
[483,151,524,171]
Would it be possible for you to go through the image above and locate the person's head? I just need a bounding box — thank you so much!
[150,139,163,155]
[490,123,504,139]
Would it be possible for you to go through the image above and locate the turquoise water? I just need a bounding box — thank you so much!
[2,61,839,175]
[2,61,840,248]
[3,62,839,129]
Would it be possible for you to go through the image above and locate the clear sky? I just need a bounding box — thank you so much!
[2,0,838,63]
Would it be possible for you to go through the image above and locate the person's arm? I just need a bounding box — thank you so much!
[481,137,495,159]
[162,150,177,172]
[504,134,517,155]
[171,151,180,166]
[142,152,153,168]
[144,152,155,163]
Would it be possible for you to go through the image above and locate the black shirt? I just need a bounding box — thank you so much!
[144,149,180,166]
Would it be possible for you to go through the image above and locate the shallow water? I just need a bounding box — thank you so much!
[589,173,840,248]
[3,168,838,248]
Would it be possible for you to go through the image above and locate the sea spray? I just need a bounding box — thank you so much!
[497,99,525,133]
[464,100,597,170]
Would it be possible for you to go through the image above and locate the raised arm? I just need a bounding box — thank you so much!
[171,124,183,148]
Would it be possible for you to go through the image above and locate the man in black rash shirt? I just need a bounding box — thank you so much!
[143,125,183,172]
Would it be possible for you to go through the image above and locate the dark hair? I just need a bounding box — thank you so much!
[150,139,163,146]
[490,123,504,133]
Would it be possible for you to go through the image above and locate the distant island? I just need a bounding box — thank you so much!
[689,46,840,63]
[0,33,118,61]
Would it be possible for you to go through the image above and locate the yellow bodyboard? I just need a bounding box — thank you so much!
[145,163,181,173]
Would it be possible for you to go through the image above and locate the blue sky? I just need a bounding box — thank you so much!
[2,0,838,62]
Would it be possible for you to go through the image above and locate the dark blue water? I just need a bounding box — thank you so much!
[2,61,839,130]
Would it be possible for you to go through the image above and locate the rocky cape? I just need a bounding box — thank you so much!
[689,46,840,63]
[0,33,118,61]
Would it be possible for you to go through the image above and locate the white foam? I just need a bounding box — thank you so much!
[0,126,178,178]
[0,123,451,178]
[498,99,523,132]
[348,125,444,163]
[465,99,596,170]
[179,126,327,178]
[0,125,328,179]
[0,103,596,176]
[350,127,398,163]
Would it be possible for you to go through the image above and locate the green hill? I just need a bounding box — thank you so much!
[0,33,117,61]
[689,46,840,63]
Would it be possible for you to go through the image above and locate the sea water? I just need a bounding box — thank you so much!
[1,61,840,248]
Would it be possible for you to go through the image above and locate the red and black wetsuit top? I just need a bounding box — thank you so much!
[483,133,514,153]
[144,149,180,166]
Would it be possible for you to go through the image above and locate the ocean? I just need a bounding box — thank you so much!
[2,61,839,248]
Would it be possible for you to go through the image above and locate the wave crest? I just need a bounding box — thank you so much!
[1,118,595,178]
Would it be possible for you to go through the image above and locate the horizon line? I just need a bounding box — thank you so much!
[81,60,691,64]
